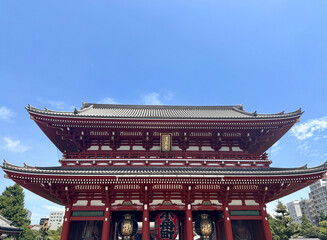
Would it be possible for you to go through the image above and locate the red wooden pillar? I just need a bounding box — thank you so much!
[142,203,150,240]
[60,203,72,240]
[261,204,272,240]
[101,204,111,240]
[223,206,233,240]
[185,204,193,240]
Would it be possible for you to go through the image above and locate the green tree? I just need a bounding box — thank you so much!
[299,214,320,238]
[320,211,327,222]
[268,214,280,240]
[269,201,299,240]
[24,228,42,240]
[40,224,49,240]
[319,220,327,240]
[0,183,30,239]
[43,225,62,240]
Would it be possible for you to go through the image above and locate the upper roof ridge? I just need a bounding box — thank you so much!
[82,103,242,110]
[26,102,303,120]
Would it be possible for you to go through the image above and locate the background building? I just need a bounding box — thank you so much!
[26,210,32,222]
[39,217,49,226]
[287,200,302,224]
[308,178,327,225]
[48,211,64,230]
[287,177,327,226]
[299,198,317,225]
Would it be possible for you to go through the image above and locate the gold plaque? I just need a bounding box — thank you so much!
[160,133,172,152]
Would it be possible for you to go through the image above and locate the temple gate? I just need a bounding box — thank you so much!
[2,103,327,240]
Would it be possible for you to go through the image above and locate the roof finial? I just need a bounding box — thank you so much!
[253,111,257,116]
[74,108,78,115]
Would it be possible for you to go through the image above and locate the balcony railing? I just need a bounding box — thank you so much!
[61,151,271,168]
[64,150,268,161]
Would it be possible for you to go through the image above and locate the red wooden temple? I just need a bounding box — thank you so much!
[2,103,327,240]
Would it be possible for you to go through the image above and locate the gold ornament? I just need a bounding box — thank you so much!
[197,214,213,239]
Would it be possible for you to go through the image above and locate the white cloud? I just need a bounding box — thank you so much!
[37,98,75,111]
[3,137,29,152]
[142,92,163,105]
[162,91,173,101]
[0,106,15,122]
[47,101,72,110]
[97,97,117,104]
[296,142,319,157]
[297,142,310,154]
[291,116,327,140]
[270,141,283,156]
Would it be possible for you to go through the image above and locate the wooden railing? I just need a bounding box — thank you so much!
[64,151,268,161]
[61,151,271,168]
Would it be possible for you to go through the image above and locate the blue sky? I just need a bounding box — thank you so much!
[1,0,327,224]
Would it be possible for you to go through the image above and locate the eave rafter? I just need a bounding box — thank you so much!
[44,126,286,155]
[26,106,302,155]
[3,159,325,206]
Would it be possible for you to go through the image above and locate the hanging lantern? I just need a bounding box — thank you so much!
[117,214,138,240]
[195,214,214,240]
[155,212,178,240]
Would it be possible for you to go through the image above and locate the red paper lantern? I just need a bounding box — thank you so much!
[155,212,179,240]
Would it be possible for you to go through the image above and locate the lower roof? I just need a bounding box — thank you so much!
[0,215,22,235]
[2,160,327,205]
[2,160,327,177]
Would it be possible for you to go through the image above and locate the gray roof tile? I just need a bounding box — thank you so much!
[2,160,327,177]
[27,103,303,120]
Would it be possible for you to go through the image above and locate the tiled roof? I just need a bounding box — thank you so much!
[2,160,326,177]
[0,215,22,235]
[0,216,12,229]
[26,103,303,120]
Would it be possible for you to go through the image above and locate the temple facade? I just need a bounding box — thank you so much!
[2,103,327,240]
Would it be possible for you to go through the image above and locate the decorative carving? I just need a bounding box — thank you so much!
[122,200,133,206]
[162,200,172,205]
[202,200,212,206]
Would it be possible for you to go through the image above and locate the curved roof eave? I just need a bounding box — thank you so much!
[26,103,303,120]
[2,160,327,177]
